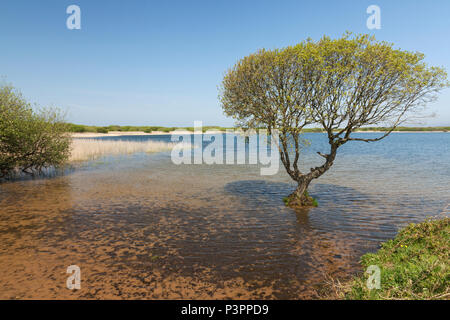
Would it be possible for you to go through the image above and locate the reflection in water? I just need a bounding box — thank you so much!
[0,133,449,299]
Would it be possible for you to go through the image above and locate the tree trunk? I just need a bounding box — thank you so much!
[281,142,338,208]
[285,178,315,208]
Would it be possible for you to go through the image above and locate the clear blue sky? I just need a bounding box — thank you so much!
[1,0,449,126]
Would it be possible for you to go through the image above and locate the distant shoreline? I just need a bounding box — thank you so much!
[71,129,449,138]
[68,123,450,136]
[68,124,450,137]
[71,130,223,138]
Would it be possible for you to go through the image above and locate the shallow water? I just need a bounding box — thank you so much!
[0,132,449,299]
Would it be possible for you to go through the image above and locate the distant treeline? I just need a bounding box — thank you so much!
[347,126,450,132]
[67,124,231,133]
[68,124,450,134]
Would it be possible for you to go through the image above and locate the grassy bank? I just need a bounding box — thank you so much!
[326,217,449,300]
[67,124,450,134]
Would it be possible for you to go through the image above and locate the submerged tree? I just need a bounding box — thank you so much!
[0,85,70,178]
[220,34,448,207]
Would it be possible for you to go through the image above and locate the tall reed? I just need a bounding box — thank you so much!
[70,138,179,162]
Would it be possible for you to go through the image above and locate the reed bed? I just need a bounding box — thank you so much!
[70,138,179,162]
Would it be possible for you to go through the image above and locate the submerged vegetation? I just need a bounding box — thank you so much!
[325,217,449,300]
[283,191,318,207]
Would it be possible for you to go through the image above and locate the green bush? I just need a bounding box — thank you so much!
[161,127,176,133]
[0,85,70,178]
[106,125,121,132]
[68,124,87,132]
[96,127,108,134]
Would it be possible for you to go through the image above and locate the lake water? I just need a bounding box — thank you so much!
[0,132,449,299]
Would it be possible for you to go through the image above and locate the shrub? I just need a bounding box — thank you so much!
[0,85,71,178]
[106,125,121,132]
[161,127,176,133]
[96,127,108,134]
[68,124,87,132]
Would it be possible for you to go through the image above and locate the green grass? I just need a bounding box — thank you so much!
[331,217,449,300]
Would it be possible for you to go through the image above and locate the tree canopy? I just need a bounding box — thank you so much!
[220,33,448,207]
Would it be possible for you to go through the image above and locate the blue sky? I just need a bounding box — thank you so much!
[1,0,449,126]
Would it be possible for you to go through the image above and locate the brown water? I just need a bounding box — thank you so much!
[0,133,449,299]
